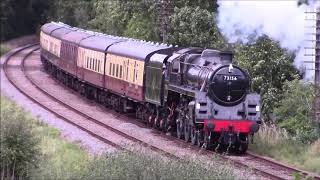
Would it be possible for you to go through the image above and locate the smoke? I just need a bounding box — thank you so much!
[217,0,320,80]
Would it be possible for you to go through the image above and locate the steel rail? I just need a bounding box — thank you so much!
[3,44,123,151]
[3,44,178,159]
[246,151,320,180]
[3,43,319,179]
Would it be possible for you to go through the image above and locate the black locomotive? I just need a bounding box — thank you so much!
[40,22,261,153]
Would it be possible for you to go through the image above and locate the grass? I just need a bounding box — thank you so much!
[1,95,238,179]
[72,151,237,180]
[250,124,320,174]
[31,121,88,180]
[0,44,10,56]
[1,95,89,179]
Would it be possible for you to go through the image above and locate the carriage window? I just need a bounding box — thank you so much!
[86,57,89,68]
[68,45,71,58]
[116,64,119,77]
[126,60,129,80]
[119,65,122,79]
[172,60,179,73]
[66,44,68,57]
[98,60,100,73]
[133,69,136,82]
[61,44,64,57]
[95,59,98,72]
[112,63,115,76]
[136,69,138,81]
[133,61,137,82]
[50,42,53,52]
[92,58,95,70]
[72,47,74,59]
[109,62,112,75]
[70,46,73,59]
[70,47,72,59]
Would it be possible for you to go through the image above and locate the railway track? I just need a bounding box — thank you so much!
[2,44,320,180]
[3,44,179,158]
[244,152,320,180]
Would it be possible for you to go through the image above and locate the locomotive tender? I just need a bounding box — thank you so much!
[40,22,261,153]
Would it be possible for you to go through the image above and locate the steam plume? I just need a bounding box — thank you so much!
[217,0,320,80]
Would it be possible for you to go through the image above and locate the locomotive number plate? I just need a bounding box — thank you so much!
[223,76,237,81]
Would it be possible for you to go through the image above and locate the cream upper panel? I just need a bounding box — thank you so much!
[40,31,61,57]
[40,31,49,51]
[106,54,144,86]
[78,47,105,74]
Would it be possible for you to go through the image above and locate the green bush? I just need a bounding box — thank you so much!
[234,35,299,121]
[73,151,235,180]
[274,79,319,143]
[168,6,226,49]
[0,44,10,56]
[0,96,40,179]
[30,122,88,180]
[124,12,159,41]
[250,125,320,173]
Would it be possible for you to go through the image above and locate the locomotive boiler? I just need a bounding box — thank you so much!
[40,22,261,153]
[165,48,260,152]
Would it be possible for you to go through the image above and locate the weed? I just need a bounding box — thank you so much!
[250,124,320,174]
[0,44,10,56]
[73,151,236,180]
[0,96,40,179]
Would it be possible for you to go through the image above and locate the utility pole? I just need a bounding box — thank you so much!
[315,8,320,126]
[156,0,173,43]
[305,7,320,127]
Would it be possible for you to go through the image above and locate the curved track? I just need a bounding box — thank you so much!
[2,44,320,180]
[3,44,186,159]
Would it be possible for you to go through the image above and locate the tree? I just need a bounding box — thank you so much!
[173,0,218,12]
[89,0,156,38]
[51,0,94,28]
[234,35,299,121]
[0,0,53,41]
[274,79,318,143]
[167,6,226,49]
[0,97,40,179]
[124,13,159,41]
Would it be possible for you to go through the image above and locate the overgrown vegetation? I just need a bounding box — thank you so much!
[0,44,10,56]
[234,36,300,121]
[1,0,313,125]
[39,152,236,180]
[249,80,320,173]
[30,123,88,180]
[0,96,40,179]
[2,0,319,175]
[250,124,320,174]
[1,96,236,179]
[0,0,52,41]
[274,79,319,143]
[167,6,226,49]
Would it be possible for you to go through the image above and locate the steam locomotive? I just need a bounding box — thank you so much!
[40,22,261,153]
